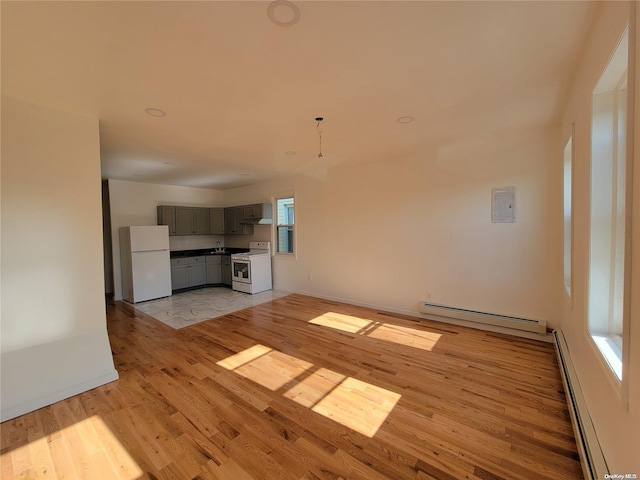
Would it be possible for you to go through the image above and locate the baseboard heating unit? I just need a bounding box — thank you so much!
[418,301,547,335]
[553,330,608,480]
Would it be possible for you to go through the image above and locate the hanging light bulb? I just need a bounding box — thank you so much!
[315,117,324,158]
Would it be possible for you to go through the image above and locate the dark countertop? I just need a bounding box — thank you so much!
[169,247,249,258]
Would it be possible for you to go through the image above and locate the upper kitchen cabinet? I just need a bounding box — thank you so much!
[157,206,177,235]
[175,207,192,234]
[210,208,225,234]
[193,207,210,234]
[242,203,273,224]
[158,204,262,235]
[224,206,254,235]
[175,207,211,235]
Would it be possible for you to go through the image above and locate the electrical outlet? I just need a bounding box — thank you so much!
[309,273,313,281]
[426,292,432,300]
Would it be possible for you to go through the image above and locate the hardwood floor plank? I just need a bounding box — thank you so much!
[49,405,93,479]
[1,454,15,479]
[47,434,80,480]
[23,412,55,480]
[87,448,121,480]
[0,293,583,479]
[214,458,258,480]
[169,413,230,467]
[292,437,354,480]
[97,411,157,479]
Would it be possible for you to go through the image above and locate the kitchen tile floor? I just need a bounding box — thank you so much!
[131,287,290,329]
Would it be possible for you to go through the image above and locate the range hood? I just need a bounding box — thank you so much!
[242,216,273,225]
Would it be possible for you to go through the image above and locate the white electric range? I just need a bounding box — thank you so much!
[231,242,272,294]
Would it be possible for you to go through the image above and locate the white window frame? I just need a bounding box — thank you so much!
[563,126,574,301]
[587,27,631,391]
[273,194,295,256]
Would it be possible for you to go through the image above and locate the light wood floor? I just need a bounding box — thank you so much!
[1,294,583,479]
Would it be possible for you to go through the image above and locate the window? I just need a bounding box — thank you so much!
[276,196,295,254]
[563,131,573,298]
[588,29,629,381]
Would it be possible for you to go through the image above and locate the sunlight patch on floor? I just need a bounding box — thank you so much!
[217,344,314,390]
[367,323,442,351]
[217,344,273,370]
[309,312,373,333]
[284,369,401,437]
[1,415,143,479]
[312,376,401,437]
[217,344,402,438]
[309,312,442,351]
[283,367,347,408]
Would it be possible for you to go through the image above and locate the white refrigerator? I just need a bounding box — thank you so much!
[120,226,172,303]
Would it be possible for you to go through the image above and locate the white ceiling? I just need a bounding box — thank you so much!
[1,1,595,190]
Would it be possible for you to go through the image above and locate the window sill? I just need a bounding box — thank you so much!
[591,334,622,380]
[275,252,296,259]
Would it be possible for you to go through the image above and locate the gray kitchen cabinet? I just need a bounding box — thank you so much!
[224,206,238,233]
[243,203,272,222]
[176,207,210,235]
[193,208,210,234]
[157,206,177,235]
[243,203,260,219]
[189,262,206,286]
[160,203,264,236]
[170,264,189,290]
[176,207,194,235]
[171,256,206,290]
[209,208,225,234]
[224,206,253,235]
[205,255,222,284]
[221,255,232,285]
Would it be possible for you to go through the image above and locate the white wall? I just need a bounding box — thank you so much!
[559,1,639,472]
[107,179,224,300]
[0,96,118,421]
[224,125,562,328]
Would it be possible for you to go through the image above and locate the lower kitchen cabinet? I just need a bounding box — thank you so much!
[170,256,206,290]
[206,255,222,284]
[170,264,189,290]
[189,263,206,286]
[221,255,232,286]
[171,254,234,290]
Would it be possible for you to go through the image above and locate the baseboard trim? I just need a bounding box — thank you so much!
[280,288,553,342]
[418,301,547,335]
[553,330,609,480]
[1,369,119,422]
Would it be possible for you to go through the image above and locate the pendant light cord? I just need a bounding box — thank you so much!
[316,117,323,158]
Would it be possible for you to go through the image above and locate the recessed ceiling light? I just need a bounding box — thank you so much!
[132,173,146,177]
[145,107,167,117]
[285,151,297,155]
[396,116,414,124]
[267,0,300,27]
[162,161,176,165]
